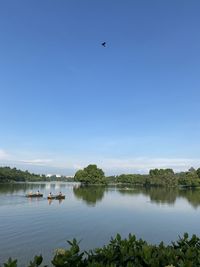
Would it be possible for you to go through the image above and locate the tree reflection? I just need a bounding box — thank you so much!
[2,182,200,209]
[73,185,106,206]
[179,188,200,209]
[145,187,177,205]
[117,186,200,207]
[0,183,46,194]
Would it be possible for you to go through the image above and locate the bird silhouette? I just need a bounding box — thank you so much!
[101,42,106,47]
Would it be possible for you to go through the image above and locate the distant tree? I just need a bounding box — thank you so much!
[116,174,148,185]
[149,168,174,177]
[74,164,106,184]
[196,168,200,178]
[188,167,196,173]
[0,166,46,182]
[149,168,177,186]
[106,176,117,183]
[186,172,200,186]
[177,170,200,187]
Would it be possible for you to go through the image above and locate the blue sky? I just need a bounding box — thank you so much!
[0,0,200,175]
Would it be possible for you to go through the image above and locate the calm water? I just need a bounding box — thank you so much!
[1,182,200,266]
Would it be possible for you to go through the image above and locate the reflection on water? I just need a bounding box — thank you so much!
[0,182,72,195]
[73,185,106,206]
[1,182,200,266]
[47,198,64,205]
[1,183,200,208]
[72,184,200,208]
[179,189,200,209]
[0,183,46,194]
[116,185,200,208]
[117,187,177,205]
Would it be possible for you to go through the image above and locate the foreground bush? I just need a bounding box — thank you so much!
[3,233,200,267]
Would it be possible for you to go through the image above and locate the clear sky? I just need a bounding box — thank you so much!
[0,0,200,175]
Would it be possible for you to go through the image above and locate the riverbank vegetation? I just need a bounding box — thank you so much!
[4,233,200,267]
[0,167,43,182]
[2,165,200,187]
[0,167,69,183]
[74,165,200,187]
[113,167,200,187]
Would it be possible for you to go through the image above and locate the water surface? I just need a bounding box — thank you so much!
[1,182,200,266]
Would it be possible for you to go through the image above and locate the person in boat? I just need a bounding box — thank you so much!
[59,191,62,196]
[36,190,40,195]
[48,192,52,198]
[29,191,33,196]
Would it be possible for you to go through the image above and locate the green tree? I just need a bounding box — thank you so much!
[178,171,200,187]
[0,166,46,182]
[196,168,200,178]
[74,164,106,184]
[149,168,177,186]
[188,167,196,173]
[116,174,148,185]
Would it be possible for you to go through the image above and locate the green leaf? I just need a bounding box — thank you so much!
[4,258,17,267]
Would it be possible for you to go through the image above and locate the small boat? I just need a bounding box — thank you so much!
[47,195,65,200]
[26,193,43,197]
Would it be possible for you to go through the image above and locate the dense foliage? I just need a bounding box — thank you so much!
[2,165,200,187]
[0,167,43,183]
[115,168,200,187]
[74,164,107,184]
[4,233,200,267]
[116,174,149,186]
[0,167,70,183]
[176,170,200,187]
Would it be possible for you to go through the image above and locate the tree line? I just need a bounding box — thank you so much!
[115,167,200,187]
[0,167,69,183]
[0,167,44,182]
[74,165,200,187]
[1,165,200,187]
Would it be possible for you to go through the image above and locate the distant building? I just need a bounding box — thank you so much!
[46,174,73,179]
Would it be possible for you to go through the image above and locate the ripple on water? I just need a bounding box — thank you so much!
[2,183,200,266]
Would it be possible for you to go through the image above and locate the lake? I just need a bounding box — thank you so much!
[1,182,200,266]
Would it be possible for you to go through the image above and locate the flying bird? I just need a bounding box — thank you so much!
[101,42,106,47]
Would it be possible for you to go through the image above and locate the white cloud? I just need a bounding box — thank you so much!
[0,149,9,160]
[19,159,53,166]
[73,163,85,170]
[1,148,200,175]
[96,157,200,173]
